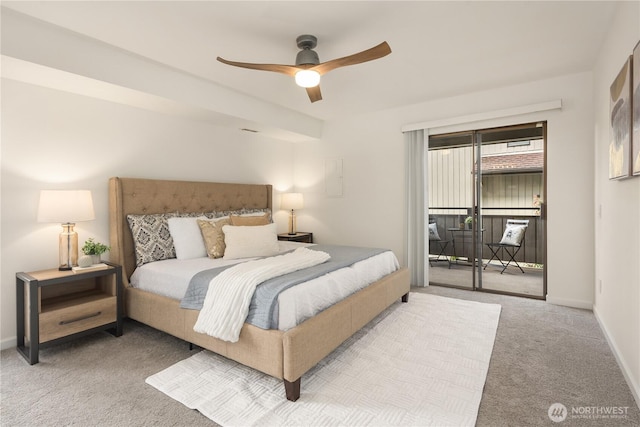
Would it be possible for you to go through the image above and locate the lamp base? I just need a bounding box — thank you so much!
[59,223,78,270]
[288,210,297,235]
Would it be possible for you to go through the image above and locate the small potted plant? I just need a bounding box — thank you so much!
[465,216,473,229]
[81,238,110,264]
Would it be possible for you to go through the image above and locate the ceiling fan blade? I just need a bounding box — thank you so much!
[311,41,391,75]
[217,57,300,76]
[306,85,322,103]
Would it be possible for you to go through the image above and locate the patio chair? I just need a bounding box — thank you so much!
[484,219,529,274]
[428,222,451,268]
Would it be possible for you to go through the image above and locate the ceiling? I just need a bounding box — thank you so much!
[2,1,618,122]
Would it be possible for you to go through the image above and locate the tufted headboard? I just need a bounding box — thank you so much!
[108,177,273,285]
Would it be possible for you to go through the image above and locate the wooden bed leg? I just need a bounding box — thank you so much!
[284,378,301,402]
[402,292,409,303]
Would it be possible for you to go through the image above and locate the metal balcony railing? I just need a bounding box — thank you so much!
[428,207,543,265]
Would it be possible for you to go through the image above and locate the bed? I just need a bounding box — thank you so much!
[108,177,410,401]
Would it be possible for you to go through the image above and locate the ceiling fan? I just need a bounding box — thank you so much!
[217,35,392,103]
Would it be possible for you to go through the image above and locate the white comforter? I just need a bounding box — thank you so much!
[193,247,330,342]
[130,242,400,331]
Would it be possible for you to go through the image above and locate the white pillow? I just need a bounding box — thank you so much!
[428,223,441,241]
[499,224,526,246]
[222,223,280,260]
[167,216,208,259]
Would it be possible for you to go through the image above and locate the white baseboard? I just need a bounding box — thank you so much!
[1,336,17,351]
[545,295,593,310]
[593,305,640,410]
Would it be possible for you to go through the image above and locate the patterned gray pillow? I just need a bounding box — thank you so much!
[127,213,177,266]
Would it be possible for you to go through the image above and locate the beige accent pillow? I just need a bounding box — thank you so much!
[197,218,231,259]
[222,223,280,260]
[229,213,270,226]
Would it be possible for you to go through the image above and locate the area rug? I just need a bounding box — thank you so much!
[146,292,501,426]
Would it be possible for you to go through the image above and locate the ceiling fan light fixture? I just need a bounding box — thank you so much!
[295,69,320,88]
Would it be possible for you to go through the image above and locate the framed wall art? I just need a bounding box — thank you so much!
[632,41,640,176]
[609,56,632,180]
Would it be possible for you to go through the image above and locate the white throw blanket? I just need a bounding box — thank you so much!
[193,247,331,342]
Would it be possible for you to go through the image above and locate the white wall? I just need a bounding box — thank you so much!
[294,71,596,308]
[592,1,640,406]
[292,114,407,256]
[0,80,295,347]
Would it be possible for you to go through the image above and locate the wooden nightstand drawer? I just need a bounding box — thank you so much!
[39,295,117,343]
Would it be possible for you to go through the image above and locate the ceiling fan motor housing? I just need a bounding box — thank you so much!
[296,35,319,66]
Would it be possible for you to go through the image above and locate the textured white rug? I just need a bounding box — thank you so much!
[146,292,501,426]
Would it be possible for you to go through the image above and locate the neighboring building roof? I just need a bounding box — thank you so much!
[481,152,543,173]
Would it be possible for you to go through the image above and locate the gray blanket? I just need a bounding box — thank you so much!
[180,245,389,329]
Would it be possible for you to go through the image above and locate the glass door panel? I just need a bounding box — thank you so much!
[476,123,546,298]
[427,133,474,289]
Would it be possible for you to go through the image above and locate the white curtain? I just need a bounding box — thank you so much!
[404,129,429,287]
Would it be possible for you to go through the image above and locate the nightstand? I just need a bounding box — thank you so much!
[16,262,123,365]
[278,232,313,244]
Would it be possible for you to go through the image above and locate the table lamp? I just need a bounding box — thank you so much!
[281,192,304,235]
[37,190,95,270]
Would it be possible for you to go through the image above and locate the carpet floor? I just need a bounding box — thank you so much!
[146,293,500,426]
[1,286,639,426]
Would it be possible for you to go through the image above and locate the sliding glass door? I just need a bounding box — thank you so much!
[427,123,546,299]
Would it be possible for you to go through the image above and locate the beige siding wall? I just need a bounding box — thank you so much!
[428,145,543,217]
[482,174,543,216]
[428,146,473,216]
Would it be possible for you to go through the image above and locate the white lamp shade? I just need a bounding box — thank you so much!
[294,70,320,88]
[281,192,304,210]
[37,190,96,223]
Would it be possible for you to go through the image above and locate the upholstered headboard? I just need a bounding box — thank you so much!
[108,177,273,285]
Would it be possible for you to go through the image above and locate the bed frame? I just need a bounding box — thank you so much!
[108,177,410,401]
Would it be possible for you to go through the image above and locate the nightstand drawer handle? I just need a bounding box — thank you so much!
[59,311,102,325]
